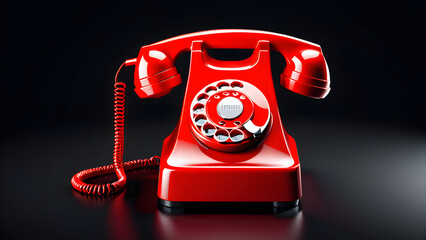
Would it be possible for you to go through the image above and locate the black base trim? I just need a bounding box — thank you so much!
[273,200,300,209]
[160,199,185,208]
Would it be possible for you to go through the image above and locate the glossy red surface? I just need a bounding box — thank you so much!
[127,29,330,99]
[123,29,331,202]
[156,40,302,201]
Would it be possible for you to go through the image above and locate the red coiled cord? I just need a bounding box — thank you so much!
[71,62,160,195]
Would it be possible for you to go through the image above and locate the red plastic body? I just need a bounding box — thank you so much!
[126,29,330,202]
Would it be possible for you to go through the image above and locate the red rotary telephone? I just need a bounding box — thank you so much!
[71,29,330,208]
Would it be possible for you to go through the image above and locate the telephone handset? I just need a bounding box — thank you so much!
[127,29,329,99]
[71,30,330,207]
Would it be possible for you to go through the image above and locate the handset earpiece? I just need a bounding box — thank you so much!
[126,49,181,98]
[280,49,330,99]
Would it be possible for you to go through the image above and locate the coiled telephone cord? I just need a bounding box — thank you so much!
[71,62,160,195]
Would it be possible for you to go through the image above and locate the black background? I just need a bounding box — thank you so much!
[1,1,425,240]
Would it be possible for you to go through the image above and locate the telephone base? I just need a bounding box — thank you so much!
[159,199,300,209]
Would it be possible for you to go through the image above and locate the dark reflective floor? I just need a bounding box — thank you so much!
[1,117,425,239]
[72,169,306,240]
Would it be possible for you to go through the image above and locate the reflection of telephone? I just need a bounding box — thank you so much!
[71,29,330,208]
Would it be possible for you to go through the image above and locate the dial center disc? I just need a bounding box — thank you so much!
[216,97,244,119]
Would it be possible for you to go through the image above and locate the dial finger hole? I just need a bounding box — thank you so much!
[231,81,244,89]
[223,92,230,96]
[214,129,229,142]
[214,95,220,99]
[205,86,217,94]
[234,121,241,126]
[217,82,230,90]
[202,123,216,137]
[230,129,244,142]
[194,114,207,126]
[193,103,204,114]
[197,93,209,104]
[218,121,225,126]
[240,95,246,100]
[232,92,239,96]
